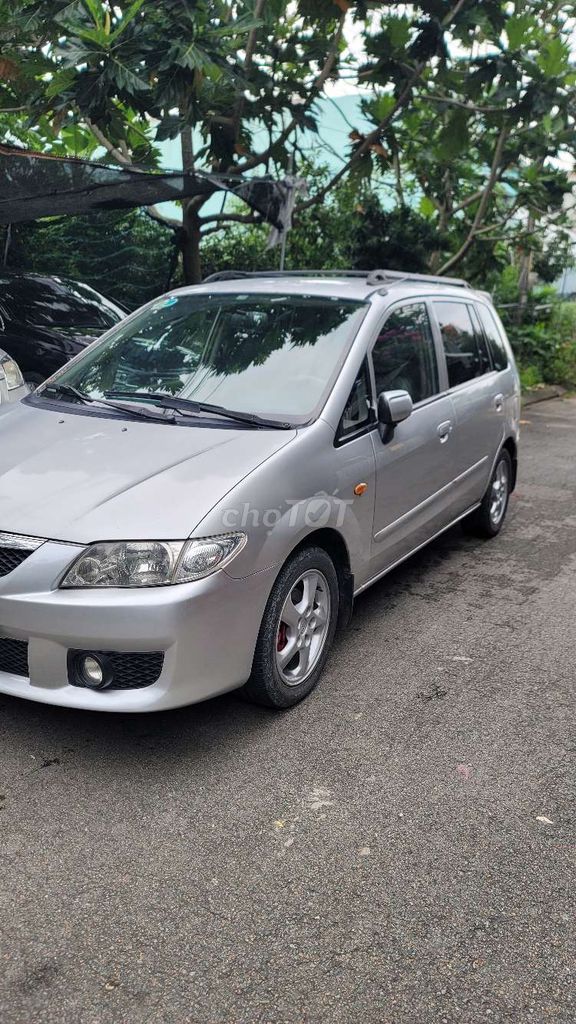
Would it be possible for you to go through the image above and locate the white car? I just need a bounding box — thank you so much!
[0,349,28,405]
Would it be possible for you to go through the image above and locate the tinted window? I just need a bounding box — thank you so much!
[435,301,490,387]
[45,293,368,423]
[0,276,122,330]
[372,302,438,404]
[338,360,372,438]
[476,304,509,371]
[469,305,493,374]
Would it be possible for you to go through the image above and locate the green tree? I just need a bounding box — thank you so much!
[1,0,352,280]
[353,1,576,281]
[8,208,178,308]
[2,0,575,290]
[3,0,540,283]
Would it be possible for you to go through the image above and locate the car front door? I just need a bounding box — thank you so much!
[368,300,461,576]
[430,299,505,509]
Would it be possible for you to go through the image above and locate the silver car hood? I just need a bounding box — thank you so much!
[0,402,296,543]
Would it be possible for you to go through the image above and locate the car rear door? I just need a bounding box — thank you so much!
[368,299,462,576]
[430,299,504,509]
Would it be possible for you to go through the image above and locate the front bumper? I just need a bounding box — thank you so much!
[0,540,277,711]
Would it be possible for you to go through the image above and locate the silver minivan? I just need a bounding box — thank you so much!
[0,270,519,712]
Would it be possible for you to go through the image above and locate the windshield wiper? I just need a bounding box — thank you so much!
[41,383,175,423]
[105,390,294,430]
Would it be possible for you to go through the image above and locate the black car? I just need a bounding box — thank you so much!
[0,273,125,386]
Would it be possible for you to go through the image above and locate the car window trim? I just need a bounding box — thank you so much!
[334,356,377,447]
[468,302,495,373]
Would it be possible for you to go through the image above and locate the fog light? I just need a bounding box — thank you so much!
[68,650,113,689]
[82,655,104,687]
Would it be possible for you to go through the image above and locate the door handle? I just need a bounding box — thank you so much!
[437,420,452,443]
[493,393,504,412]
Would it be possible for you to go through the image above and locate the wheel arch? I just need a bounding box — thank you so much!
[502,436,518,491]
[290,528,354,629]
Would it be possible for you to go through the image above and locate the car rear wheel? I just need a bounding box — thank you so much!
[465,448,512,538]
[241,546,339,709]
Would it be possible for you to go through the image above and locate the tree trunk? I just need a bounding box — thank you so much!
[182,203,202,284]
[516,210,535,325]
[179,124,202,284]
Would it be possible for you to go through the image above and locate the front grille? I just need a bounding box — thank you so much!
[68,650,164,690]
[0,531,45,579]
[0,637,29,678]
[0,547,33,578]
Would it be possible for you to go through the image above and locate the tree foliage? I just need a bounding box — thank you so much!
[1,0,575,286]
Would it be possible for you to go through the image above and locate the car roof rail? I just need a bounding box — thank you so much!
[202,269,369,282]
[202,268,472,290]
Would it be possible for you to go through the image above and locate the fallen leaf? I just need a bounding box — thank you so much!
[273,819,285,829]
[359,846,371,857]
[536,815,554,824]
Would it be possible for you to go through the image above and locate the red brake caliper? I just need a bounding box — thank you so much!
[277,622,288,651]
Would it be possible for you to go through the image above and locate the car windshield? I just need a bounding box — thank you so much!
[40,292,368,423]
[0,277,123,330]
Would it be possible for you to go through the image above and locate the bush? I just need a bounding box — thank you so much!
[499,291,576,390]
[549,302,576,387]
[519,364,543,389]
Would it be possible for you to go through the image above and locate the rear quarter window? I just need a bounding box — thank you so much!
[476,304,509,372]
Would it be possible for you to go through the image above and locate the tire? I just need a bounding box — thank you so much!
[465,448,512,539]
[241,546,340,709]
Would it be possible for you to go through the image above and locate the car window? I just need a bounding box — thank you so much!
[43,293,368,424]
[476,304,509,371]
[469,305,493,374]
[434,301,491,387]
[338,359,372,439]
[372,302,439,404]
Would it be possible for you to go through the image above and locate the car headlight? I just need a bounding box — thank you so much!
[0,353,24,391]
[60,534,247,588]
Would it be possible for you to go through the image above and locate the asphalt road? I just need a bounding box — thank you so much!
[1,398,575,1024]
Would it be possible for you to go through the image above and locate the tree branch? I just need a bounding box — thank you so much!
[298,67,425,211]
[232,0,265,146]
[234,10,347,173]
[145,206,182,230]
[87,119,181,230]
[438,125,510,274]
[451,188,485,215]
[87,119,133,166]
[200,212,263,226]
[426,93,513,115]
[298,0,470,212]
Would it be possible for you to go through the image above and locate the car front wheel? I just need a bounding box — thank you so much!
[241,546,340,709]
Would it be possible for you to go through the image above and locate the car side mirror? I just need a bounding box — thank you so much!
[377,389,413,443]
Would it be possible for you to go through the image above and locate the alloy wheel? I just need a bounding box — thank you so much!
[275,569,331,686]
